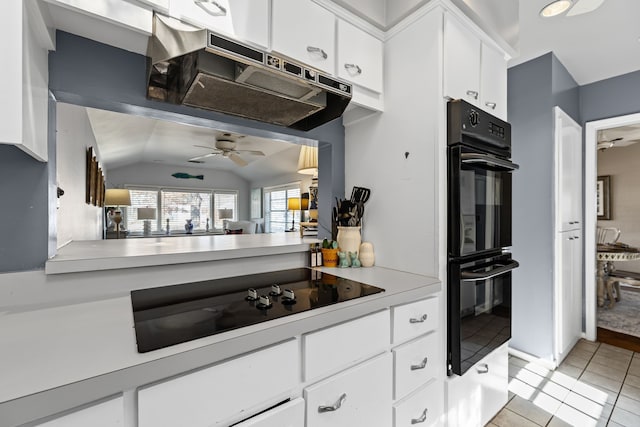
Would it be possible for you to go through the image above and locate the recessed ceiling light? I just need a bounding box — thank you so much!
[540,0,573,17]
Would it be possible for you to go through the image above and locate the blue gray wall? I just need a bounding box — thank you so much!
[508,53,580,360]
[0,31,345,272]
[580,69,640,124]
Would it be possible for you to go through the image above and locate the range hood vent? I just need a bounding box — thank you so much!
[147,14,352,131]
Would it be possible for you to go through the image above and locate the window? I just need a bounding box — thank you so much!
[264,184,300,233]
[126,188,159,233]
[161,189,211,233]
[213,191,238,230]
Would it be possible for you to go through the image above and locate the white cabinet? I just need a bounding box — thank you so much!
[33,396,124,427]
[443,13,507,120]
[337,18,383,94]
[556,230,583,363]
[234,398,305,427]
[0,1,52,161]
[305,353,392,427]
[446,342,508,427]
[391,297,439,344]
[137,340,299,427]
[393,380,443,427]
[555,107,583,232]
[168,0,269,48]
[393,331,439,400]
[272,0,335,74]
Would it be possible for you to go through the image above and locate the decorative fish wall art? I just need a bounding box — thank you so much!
[172,172,204,180]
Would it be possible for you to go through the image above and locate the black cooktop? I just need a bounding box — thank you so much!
[131,268,385,353]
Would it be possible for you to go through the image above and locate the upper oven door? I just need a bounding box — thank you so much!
[448,144,518,258]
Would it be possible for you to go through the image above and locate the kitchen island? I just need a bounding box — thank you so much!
[0,236,441,427]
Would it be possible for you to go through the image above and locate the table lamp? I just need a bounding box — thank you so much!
[105,189,131,239]
[137,207,156,236]
[287,197,301,231]
[218,208,233,230]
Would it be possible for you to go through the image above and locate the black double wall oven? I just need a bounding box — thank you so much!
[447,100,519,376]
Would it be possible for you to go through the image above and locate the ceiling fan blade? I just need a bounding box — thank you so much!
[235,150,265,156]
[188,153,217,161]
[567,0,605,16]
[193,145,222,152]
[228,152,248,167]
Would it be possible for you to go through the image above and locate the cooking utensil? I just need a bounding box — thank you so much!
[350,186,370,204]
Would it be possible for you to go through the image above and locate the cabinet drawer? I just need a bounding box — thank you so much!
[305,353,392,427]
[303,310,390,381]
[138,340,299,427]
[393,380,443,427]
[234,398,305,427]
[393,332,439,399]
[392,297,439,344]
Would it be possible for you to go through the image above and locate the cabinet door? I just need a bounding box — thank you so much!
[556,230,583,363]
[443,13,481,106]
[305,353,392,427]
[393,380,443,427]
[234,398,305,427]
[33,396,124,427]
[169,0,269,48]
[480,43,507,120]
[337,18,383,93]
[272,0,335,74]
[555,107,583,232]
[393,331,439,400]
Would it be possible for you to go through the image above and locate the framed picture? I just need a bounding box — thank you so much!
[86,147,93,204]
[597,175,611,220]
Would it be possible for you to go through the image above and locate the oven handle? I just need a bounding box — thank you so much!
[461,153,519,171]
[461,260,519,282]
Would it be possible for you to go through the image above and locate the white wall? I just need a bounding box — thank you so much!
[108,162,251,220]
[56,104,104,247]
[598,143,640,273]
[344,8,441,277]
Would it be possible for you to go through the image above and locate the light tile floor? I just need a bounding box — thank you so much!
[489,340,640,427]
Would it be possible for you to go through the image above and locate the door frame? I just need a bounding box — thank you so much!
[584,111,640,341]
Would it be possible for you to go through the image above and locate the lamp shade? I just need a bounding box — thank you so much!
[137,207,156,220]
[297,145,318,175]
[218,208,233,219]
[104,189,131,206]
[287,198,301,211]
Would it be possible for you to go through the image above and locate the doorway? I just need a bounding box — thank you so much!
[585,112,640,344]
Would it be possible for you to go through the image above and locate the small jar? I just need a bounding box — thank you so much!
[359,242,375,267]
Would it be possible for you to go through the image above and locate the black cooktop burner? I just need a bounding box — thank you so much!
[131,268,385,353]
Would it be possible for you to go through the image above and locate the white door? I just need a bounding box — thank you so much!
[555,107,583,232]
[479,42,507,120]
[555,230,583,364]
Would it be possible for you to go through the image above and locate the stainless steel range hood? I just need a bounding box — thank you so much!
[147,14,352,131]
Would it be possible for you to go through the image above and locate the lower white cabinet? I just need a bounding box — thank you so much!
[234,398,305,427]
[305,352,392,427]
[137,339,299,427]
[393,331,439,399]
[393,380,443,427]
[32,396,124,427]
[446,343,508,427]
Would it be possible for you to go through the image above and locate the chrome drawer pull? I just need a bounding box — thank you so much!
[411,357,429,370]
[409,314,428,323]
[344,63,362,74]
[307,46,328,60]
[466,90,478,99]
[411,408,428,424]
[476,363,489,374]
[485,102,497,109]
[318,393,347,413]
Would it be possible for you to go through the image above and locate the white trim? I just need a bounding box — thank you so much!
[584,111,640,341]
[311,0,386,40]
[384,1,444,41]
[508,347,558,370]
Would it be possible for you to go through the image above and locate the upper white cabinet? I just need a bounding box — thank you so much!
[443,13,507,120]
[337,18,383,94]
[272,0,336,74]
[555,107,583,232]
[0,1,52,161]
[168,0,269,49]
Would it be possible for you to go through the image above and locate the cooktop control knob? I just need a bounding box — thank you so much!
[282,288,296,305]
[246,288,258,301]
[270,284,282,296]
[257,294,273,309]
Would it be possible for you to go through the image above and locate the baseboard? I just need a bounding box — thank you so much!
[508,347,557,370]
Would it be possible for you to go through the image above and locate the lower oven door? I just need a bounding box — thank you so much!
[448,253,519,376]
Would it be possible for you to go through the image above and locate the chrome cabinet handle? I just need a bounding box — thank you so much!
[411,408,428,424]
[411,357,429,370]
[409,314,428,323]
[307,46,328,60]
[318,393,347,413]
[344,63,362,74]
[194,0,227,16]
[477,363,489,374]
[485,102,497,109]
[466,90,479,99]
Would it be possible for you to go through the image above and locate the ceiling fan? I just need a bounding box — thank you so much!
[566,0,605,16]
[597,137,623,151]
[189,138,265,167]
